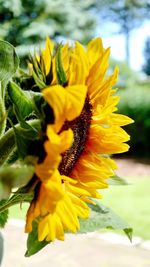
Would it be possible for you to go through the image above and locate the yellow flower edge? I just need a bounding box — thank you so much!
[25,37,133,242]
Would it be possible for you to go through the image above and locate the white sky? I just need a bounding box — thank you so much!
[96,21,150,71]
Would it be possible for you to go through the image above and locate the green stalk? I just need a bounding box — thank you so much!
[0,177,37,213]
[0,192,33,213]
[0,81,7,137]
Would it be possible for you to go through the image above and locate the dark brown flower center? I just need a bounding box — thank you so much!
[59,97,92,176]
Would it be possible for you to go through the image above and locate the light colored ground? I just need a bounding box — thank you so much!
[2,223,150,267]
[115,158,150,177]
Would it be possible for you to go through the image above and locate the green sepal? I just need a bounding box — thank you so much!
[108,175,128,186]
[16,120,40,140]
[32,69,46,90]
[0,200,8,228]
[25,221,49,257]
[56,44,67,86]
[30,91,46,119]
[29,54,46,89]
[8,81,34,121]
[31,91,54,124]
[79,202,132,241]
[32,54,45,81]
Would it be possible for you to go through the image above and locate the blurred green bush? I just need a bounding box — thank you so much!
[118,85,150,157]
[110,58,138,88]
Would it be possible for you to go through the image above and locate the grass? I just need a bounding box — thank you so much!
[101,176,150,240]
[9,176,150,240]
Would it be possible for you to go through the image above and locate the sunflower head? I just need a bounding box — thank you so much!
[25,37,133,244]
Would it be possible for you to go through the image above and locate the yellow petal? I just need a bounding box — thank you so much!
[43,85,67,132]
[87,47,110,96]
[74,41,89,77]
[59,128,74,153]
[42,37,54,75]
[90,66,119,105]
[111,113,134,126]
[86,124,130,154]
[66,85,87,120]
[38,216,49,241]
[61,43,70,79]
[69,52,86,85]
[87,37,104,66]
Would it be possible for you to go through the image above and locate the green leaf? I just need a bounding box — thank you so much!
[25,221,49,257]
[12,119,41,158]
[8,81,34,121]
[108,175,128,185]
[0,40,19,82]
[0,162,35,200]
[0,40,19,136]
[56,44,67,86]
[79,202,132,241]
[0,200,8,228]
[13,126,30,158]
[0,119,40,166]
[4,147,18,165]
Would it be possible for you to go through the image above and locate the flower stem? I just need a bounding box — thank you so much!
[0,192,34,213]
[0,81,6,138]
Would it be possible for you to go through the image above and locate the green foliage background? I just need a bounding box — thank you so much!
[109,57,150,158]
[118,85,150,157]
[0,0,96,64]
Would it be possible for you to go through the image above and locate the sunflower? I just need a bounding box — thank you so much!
[25,37,133,242]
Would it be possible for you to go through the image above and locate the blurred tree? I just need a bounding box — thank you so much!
[95,0,150,65]
[0,0,97,60]
[143,37,150,76]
